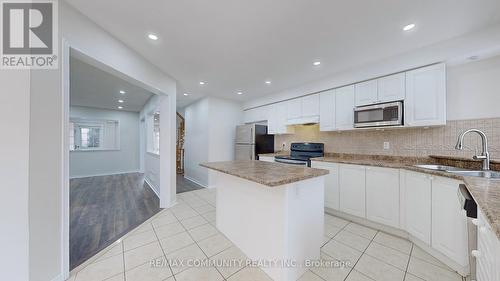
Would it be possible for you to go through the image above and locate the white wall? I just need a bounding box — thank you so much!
[184,97,242,187]
[69,106,140,178]
[447,54,500,120]
[184,98,210,186]
[140,95,161,194]
[26,2,177,281]
[0,71,30,281]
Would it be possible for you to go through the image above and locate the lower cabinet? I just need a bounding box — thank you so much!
[402,170,432,244]
[311,161,339,210]
[431,177,468,268]
[476,210,500,281]
[366,167,400,228]
[338,164,366,217]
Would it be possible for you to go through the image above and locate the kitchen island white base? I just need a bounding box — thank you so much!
[214,172,325,281]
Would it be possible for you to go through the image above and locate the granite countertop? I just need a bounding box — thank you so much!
[311,154,500,240]
[200,160,328,187]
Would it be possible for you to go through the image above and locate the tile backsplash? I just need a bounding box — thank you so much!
[274,118,500,160]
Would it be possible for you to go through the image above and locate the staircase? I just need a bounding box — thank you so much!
[176,112,185,174]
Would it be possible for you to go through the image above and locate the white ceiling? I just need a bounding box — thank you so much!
[65,0,500,108]
[70,55,154,112]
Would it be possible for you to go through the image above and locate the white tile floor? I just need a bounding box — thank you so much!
[67,188,466,281]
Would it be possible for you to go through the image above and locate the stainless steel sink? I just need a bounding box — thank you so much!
[413,164,467,172]
[449,170,500,179]
[413,164,500,179]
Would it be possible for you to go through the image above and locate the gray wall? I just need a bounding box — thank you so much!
[69,106,140,178]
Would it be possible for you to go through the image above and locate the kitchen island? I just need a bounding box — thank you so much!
[200,160,328,281]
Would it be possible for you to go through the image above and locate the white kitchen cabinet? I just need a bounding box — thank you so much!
[405,63,446,127]
[286,95,320,125]
[311,161,339,210]
[378,73,405,103]
[339,164,366,217]
[431,177,468,268]
[268,102,295,135]
[335,85,355,130]
[319,89,336,131]
[244,106,269,124]
[476,209,500,281]
[366,167,400,228]
[286,98,302,121]
[301,94,320,117]
[355,80,378,106]
[402,170,432,244]
[258,156,274,162]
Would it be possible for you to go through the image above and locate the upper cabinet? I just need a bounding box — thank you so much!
[319,89,336,131]
[355,80,378,106]
[268,102,295,135]
[286,98,302,121]
[301,94,320,117]
[286,94,320,125]
[245,63,445,131]
[335,85,355,130]
[244,106,269,124]
[378,73,406,103]
[355,73,405,106]
[405,63,446,127]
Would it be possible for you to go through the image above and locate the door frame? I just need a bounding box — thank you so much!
[61,39,177,278]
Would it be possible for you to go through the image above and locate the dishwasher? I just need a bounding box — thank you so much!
[458,184,478,281]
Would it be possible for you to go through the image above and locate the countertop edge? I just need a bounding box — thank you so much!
[200,162,329,187]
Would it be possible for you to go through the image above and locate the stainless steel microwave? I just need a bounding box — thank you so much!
[354,101,403,128]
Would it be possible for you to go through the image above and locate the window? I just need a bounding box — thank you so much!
[147,113,160,155]
[80,126,101,148]
[70,118,119,151]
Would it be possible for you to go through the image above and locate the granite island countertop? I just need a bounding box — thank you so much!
[310,154,500,240]
[200,160,329,187]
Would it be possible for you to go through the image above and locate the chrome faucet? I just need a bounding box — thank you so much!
[455,129,490,170]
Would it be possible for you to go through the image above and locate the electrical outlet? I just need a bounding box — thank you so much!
[383,142,390,150]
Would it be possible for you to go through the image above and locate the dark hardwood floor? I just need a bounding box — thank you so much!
[70,173,160,269]
[176,174,204,193]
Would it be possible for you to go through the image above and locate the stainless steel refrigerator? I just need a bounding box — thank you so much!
[235,124,275,160]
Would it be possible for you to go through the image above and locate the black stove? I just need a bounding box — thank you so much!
[274,143,324,167]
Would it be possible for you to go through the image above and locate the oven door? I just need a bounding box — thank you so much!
[354,101,403,128]
[274,158,309,166]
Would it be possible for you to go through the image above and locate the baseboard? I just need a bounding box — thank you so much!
[144,178,160,198]
[69,170,141,179]
[50,274,64,281]
[184,175,208,188]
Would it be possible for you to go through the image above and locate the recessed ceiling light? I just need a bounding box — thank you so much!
[199,81,206,85]
[313,61,321,66]
[118,99,124,103]
[403,23,416,31]
[183,93,189,96]
[118,106,123,109]
[237,92,243,95]
[119,90,126,94]
[148,33,158,40]
[265,81,271,84]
